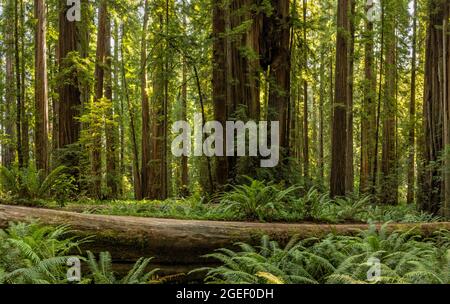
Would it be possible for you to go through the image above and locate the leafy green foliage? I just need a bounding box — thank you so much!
[217,177,300,221]
[0,222,85,284]
[200,225,450,284]
[0,165,76,202]
[10,177,438,224]
[85,251,158,284]
[0,222,159,285]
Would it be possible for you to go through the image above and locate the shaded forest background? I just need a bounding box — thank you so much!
[0,0,449,218]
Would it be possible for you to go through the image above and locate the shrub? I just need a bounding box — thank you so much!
[199,225,450,284]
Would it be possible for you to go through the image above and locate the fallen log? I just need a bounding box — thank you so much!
[1,204,449,268]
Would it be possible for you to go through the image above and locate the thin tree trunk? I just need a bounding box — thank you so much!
[373,1,385,196]
[346,0,355,194]
[319,49,325,183]
[92,0,108,198]
[180,0,189,196]
[105,10,118,199]
[20,0,28,168]
[303,0,309,181]
[120,24,142,200]
[442,1,450,217]
[34,0,49,176]
[3,0,16,168]
[140,0,151,199]
[361,0,376,194]
[407,0,418,204]
[14,0,23,169]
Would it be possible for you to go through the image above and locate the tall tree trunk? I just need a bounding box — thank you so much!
[330,0,349,197]
[381,0,398,204]
[140,0,151,199]
[92,0,108,198]
[318,49,325,184]
[442,1,450,217]
[114,21,124,196]
[407,0,418,204]
[14,0,23,169]
[3,0,16,168]
[57,0,82,156]
[34,0,49,175]
[302,0,309,181]
[345,0,355,194]
[361,0,377,194]
[120,24,142,200]
[212,0,229,188]
[20,0,29,168]
[180,0,189,196]
[267,0,291,157]
[148,13,166,200]
[105,10,118,199]
[421,0,448,214]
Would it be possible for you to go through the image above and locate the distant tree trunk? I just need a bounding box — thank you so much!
[330,0,349,197]
[407,0,418,204]
[345,0,355,194]
[162,0,171,198]
[302,0,309,181]
[318,49,325,183]
[441,1,450,217]
[361,0,377,194]
[140,0,151,199]
[104,11,118,199]
[20,0,29,168]
[421,0,448,214]
[381,0,398,204]
[148,13,166,200]
[212,0,229,188]
[92,0,108,198]
[3,0,16,168]
[114,22,124,196]
[180,0,189,196]
[34,0,49,175]
[14,0,23,169]
[120,24,141,200]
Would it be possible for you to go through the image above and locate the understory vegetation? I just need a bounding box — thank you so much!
[1,222,448,285]
[0,172,441,224]
[0,222,160,284]
[199,225,450,284]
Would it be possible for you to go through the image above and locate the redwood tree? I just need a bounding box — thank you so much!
[34,0,49,175]
[330,0,349,197]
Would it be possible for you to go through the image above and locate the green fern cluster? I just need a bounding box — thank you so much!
[200,225,450,284]
[217,177,300,221]
[217,180,441,223]
[0,165,75,202]
[0,222,86,284]
[0,222,159,285]
[85,251,158,284]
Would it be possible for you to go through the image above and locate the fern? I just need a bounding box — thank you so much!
[85,251,159,284]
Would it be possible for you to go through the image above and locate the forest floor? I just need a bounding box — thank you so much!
[1,204,449,283]
[0,194,444,225]
[1,204,449,278]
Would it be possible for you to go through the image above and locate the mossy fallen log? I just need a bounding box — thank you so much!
[1,204,449,270]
